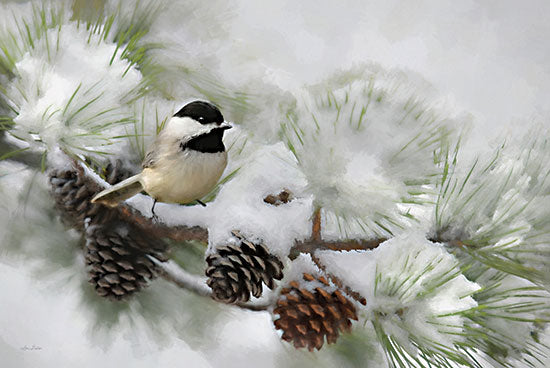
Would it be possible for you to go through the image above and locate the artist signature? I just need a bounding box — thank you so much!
[20,345,42,351]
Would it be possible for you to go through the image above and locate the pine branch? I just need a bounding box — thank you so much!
[48,151,550,365]
[47,154,481,321]
[150,257,212,297]
[125,201,378,308]
[117,205,209,243]
[295,207,370,305]
[290,238,385,258]
[311,206,322,241]
[117,201,385,255]
[151,257,273,311]
[80,166,379,310]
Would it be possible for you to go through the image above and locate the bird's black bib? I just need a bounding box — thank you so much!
[181,128,226,153]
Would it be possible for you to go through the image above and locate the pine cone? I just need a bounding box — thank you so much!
[49,168,106,230]
[273,273,358,351]
[205,230,284,303]
[85,221,168,301]
[49,160,136,230]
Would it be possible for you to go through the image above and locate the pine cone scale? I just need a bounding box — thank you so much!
[102,262,118,273]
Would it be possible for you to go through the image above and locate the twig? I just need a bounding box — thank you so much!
[291,207,386,258]
[236,296,275,311]
[151,257,272,311]
[300,207,370,305]
[310,253,367,305]
[290,238,386,259]
[152,258,212,297]
[311,207,322,242]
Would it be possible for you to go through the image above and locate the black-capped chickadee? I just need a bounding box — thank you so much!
[92,101,231,214]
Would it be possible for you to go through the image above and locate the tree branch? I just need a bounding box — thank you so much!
[151,257,273,311]
[71,158,209,244]
[65,157,386,310]
[117,205,209,243]
[235,298,274,312]
[297,208,370,305]
[117,201,385,256]
[310,253,367,305]
[290,207,386,257]
[311,207,322,242]
[290,238,386,259]
[127,194,383,308]
[152,258,212,296]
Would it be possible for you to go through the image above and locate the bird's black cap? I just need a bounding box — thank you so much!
[174,101,224,125]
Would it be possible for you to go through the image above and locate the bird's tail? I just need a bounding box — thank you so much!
[91,173,144,207]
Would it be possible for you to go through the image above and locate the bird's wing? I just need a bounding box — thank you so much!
[91,173,143,206]
[142,148,157,168]
[142,131,166,168]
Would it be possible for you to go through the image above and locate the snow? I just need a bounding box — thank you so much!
[317,232,480,352]
[434,128,550,288]
[5,22,146,159]
[468,267,550,362]
[277,254,339,295]
[202,142,312,259]
[286,66,464,239]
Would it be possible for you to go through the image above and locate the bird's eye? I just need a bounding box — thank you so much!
[198,117,204,121]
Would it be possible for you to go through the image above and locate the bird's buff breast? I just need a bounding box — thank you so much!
[140,151,227,204]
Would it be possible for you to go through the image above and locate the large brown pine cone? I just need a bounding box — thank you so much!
[85,221,168,301]
[273,272,358,351]
[205,230,284,303]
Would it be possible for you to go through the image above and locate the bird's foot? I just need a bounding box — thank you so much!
[150,199,159,221]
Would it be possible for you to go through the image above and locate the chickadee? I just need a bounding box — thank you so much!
[92,101,231,214]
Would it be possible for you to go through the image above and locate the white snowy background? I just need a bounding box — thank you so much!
[1,0,550,367]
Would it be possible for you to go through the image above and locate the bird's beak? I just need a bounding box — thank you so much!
[220,121,232,130]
